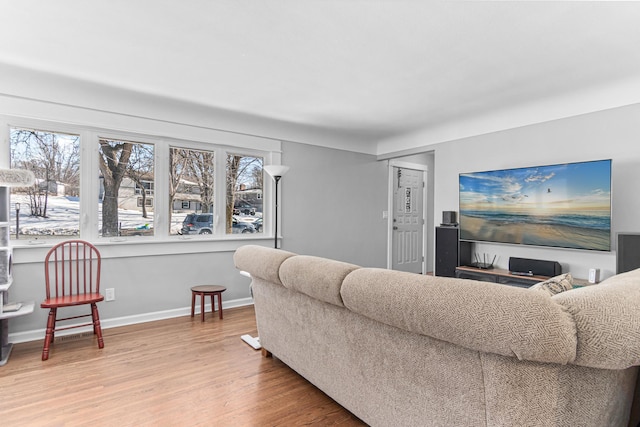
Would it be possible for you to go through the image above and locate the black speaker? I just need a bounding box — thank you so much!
[617,233,640,274]
[442,211,457,226]
[435,226,471,277]
[508,257,561,277]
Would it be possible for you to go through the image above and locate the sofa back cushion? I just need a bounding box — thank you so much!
[341,268,577,364]
[279,255,360,307]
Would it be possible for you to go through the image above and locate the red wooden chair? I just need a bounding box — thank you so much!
[41,240,105,360]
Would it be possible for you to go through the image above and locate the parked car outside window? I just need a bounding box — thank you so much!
[233,202,256,216]
[181,213,213,235]
[232,217,256,234]
[181,213,257,235]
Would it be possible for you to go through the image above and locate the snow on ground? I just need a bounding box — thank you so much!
[8,194,185,237]
[7,194,261,238]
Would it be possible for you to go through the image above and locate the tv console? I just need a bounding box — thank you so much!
[455,265,590,289]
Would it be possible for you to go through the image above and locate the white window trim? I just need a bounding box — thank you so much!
[1,115,284,257]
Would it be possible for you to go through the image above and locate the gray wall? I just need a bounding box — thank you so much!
[386,103,640,281]
[10,250,247,336]
[281,141,388,267]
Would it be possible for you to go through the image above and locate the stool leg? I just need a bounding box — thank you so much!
[217,292,223,319]
[191,291,196,318]
[200,293,205,322]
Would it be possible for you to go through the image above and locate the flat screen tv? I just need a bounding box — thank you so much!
[459,159,612,251]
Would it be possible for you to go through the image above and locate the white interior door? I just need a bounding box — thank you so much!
[391,167,424,273]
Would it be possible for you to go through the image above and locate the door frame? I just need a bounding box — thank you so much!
[387,159,429,272]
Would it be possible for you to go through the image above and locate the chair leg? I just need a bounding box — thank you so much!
[91,303,104,349]
[42,308,57,361]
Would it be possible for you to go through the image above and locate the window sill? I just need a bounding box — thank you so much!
[11,235,276,264]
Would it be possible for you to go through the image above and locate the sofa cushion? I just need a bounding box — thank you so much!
[279,255,360,307]
[553,268,640,369]
[529,273,574,296]
[234,245,295,286]
[341,268,577,364]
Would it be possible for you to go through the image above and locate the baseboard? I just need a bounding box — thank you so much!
[9,297,254,344]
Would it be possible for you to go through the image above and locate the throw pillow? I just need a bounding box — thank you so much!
[529,273,574,296]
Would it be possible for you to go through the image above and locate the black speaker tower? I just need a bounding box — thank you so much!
[617,233,640,274]
[435,226,471,277]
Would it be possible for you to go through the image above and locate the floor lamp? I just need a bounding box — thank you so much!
[240,165,289,351]
[263,164,290,249]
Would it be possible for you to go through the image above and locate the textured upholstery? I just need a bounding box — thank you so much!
[233,244,294,286]
[234,246,640,427]
[341,268,577,364]
[554,268,640,369]
[280,255,360,307]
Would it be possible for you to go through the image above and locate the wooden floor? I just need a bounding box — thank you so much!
[0,306,366,426]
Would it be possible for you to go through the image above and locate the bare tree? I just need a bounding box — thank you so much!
[10,128,80,218]
[226,154,262,233]
[169,148,191,224]
[125,143,154,219]
[98,140,133,236]
[226,155,241,233]
[188,150,215,214]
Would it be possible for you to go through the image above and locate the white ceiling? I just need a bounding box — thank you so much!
[1,1,640,152]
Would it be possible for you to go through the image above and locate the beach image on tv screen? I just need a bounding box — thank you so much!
[459,159,611,251]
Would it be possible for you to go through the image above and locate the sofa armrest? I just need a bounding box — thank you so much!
[553,268,640,369]
[234,245,296,286]
[341,268,577,364]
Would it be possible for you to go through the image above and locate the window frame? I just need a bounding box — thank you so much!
[1,116,279,252]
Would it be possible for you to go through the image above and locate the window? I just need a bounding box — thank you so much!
[98,139,155,237]
[137,197,153,207]
[9,127,80,240]
[169,147,215,236]
[226,154,263,234]
[4,117,277,245]
[135,181,154,196]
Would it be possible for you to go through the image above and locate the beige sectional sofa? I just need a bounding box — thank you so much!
[234,245,640,427]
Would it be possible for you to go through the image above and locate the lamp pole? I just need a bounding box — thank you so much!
[273,175,281,248]
[263,165,290,249]
[15,202,20,240]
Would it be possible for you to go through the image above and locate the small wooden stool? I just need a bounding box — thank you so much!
[190,285,226,322]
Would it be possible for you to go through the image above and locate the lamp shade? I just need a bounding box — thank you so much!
[264,165,290,178]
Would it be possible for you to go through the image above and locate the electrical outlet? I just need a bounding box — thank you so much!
[105,288,115,301]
